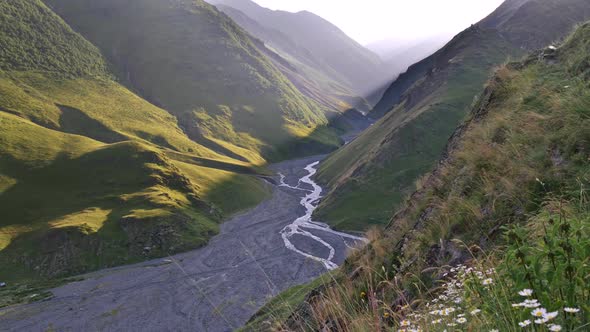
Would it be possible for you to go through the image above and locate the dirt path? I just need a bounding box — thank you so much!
[0,156,363,332]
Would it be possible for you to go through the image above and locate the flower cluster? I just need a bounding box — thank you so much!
[512,288,582,330]
[392,262,586,332]
[394,264,497,331]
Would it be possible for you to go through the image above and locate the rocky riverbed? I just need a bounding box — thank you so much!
[0,156,365,331]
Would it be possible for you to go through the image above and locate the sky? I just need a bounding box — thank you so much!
[250,0,506,45]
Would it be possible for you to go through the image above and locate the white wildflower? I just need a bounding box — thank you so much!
[531,308,547,318]
[518,289,533,297]
[523,299,541,308]
[548,324,562,331]
[482,278,493,286]
[456,317,467,324]
[543,311,558,321]
[535,318,548,324]
[564,307,580,313]
[519,320,532,327]
[400,319,411,327]
[470,309,481,315]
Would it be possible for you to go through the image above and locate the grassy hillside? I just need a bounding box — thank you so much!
[315,0,590,231]
[43,0,340,162]
[315,26,521,231]
[247,22,590,331]
[0,0,271,287]
[0,114,214,279]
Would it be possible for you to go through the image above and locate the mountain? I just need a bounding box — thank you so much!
[366,35,452,78]
[212,3,372,114]
[313,0,590,231]
[0,0,338,283]
[247,20,590,331]
[207,0,388,104]
[43,0,341,163]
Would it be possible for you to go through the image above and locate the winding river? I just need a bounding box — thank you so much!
[0,156,366,332]
[279,161,367,270]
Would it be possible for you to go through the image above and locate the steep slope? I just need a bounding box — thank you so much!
[248,22,590,331]
[43,0,340,162]
[315,0,590,230]
[212,3,372,114]
[0,0,270,282]
[207,0,388,103]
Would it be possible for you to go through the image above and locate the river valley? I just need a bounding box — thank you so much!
[0,156,365,331]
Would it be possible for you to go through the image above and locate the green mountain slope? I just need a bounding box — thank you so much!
[248,21,590,331]
[43,0,340,162]
[208,0,387,103]
[0,0,270,282]
[314,0,590,231]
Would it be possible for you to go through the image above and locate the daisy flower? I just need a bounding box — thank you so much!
[519,320,531,327]
[548,325,562,331]
[564,307,580,313]
[400,320,411,327]
[518,289,533,297]
[531,308,547,318]
[456,317,467,324]
[523,299,540,308]
[482,278,493,286]
[535,318,548,324]
[470,309,481,315]
[543,311,558,321]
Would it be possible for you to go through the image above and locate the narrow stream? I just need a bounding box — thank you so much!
[278,161,367,270]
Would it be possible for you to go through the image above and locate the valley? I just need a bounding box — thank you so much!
[0,156,363,331]
[2,0,589,331]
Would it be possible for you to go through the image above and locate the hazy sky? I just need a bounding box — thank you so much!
[250,0,506,45]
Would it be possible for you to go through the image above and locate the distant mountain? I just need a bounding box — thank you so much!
[213,3,372,114]
[366,35,452,77]
[208,0,388,104]
[314,0,590,230]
